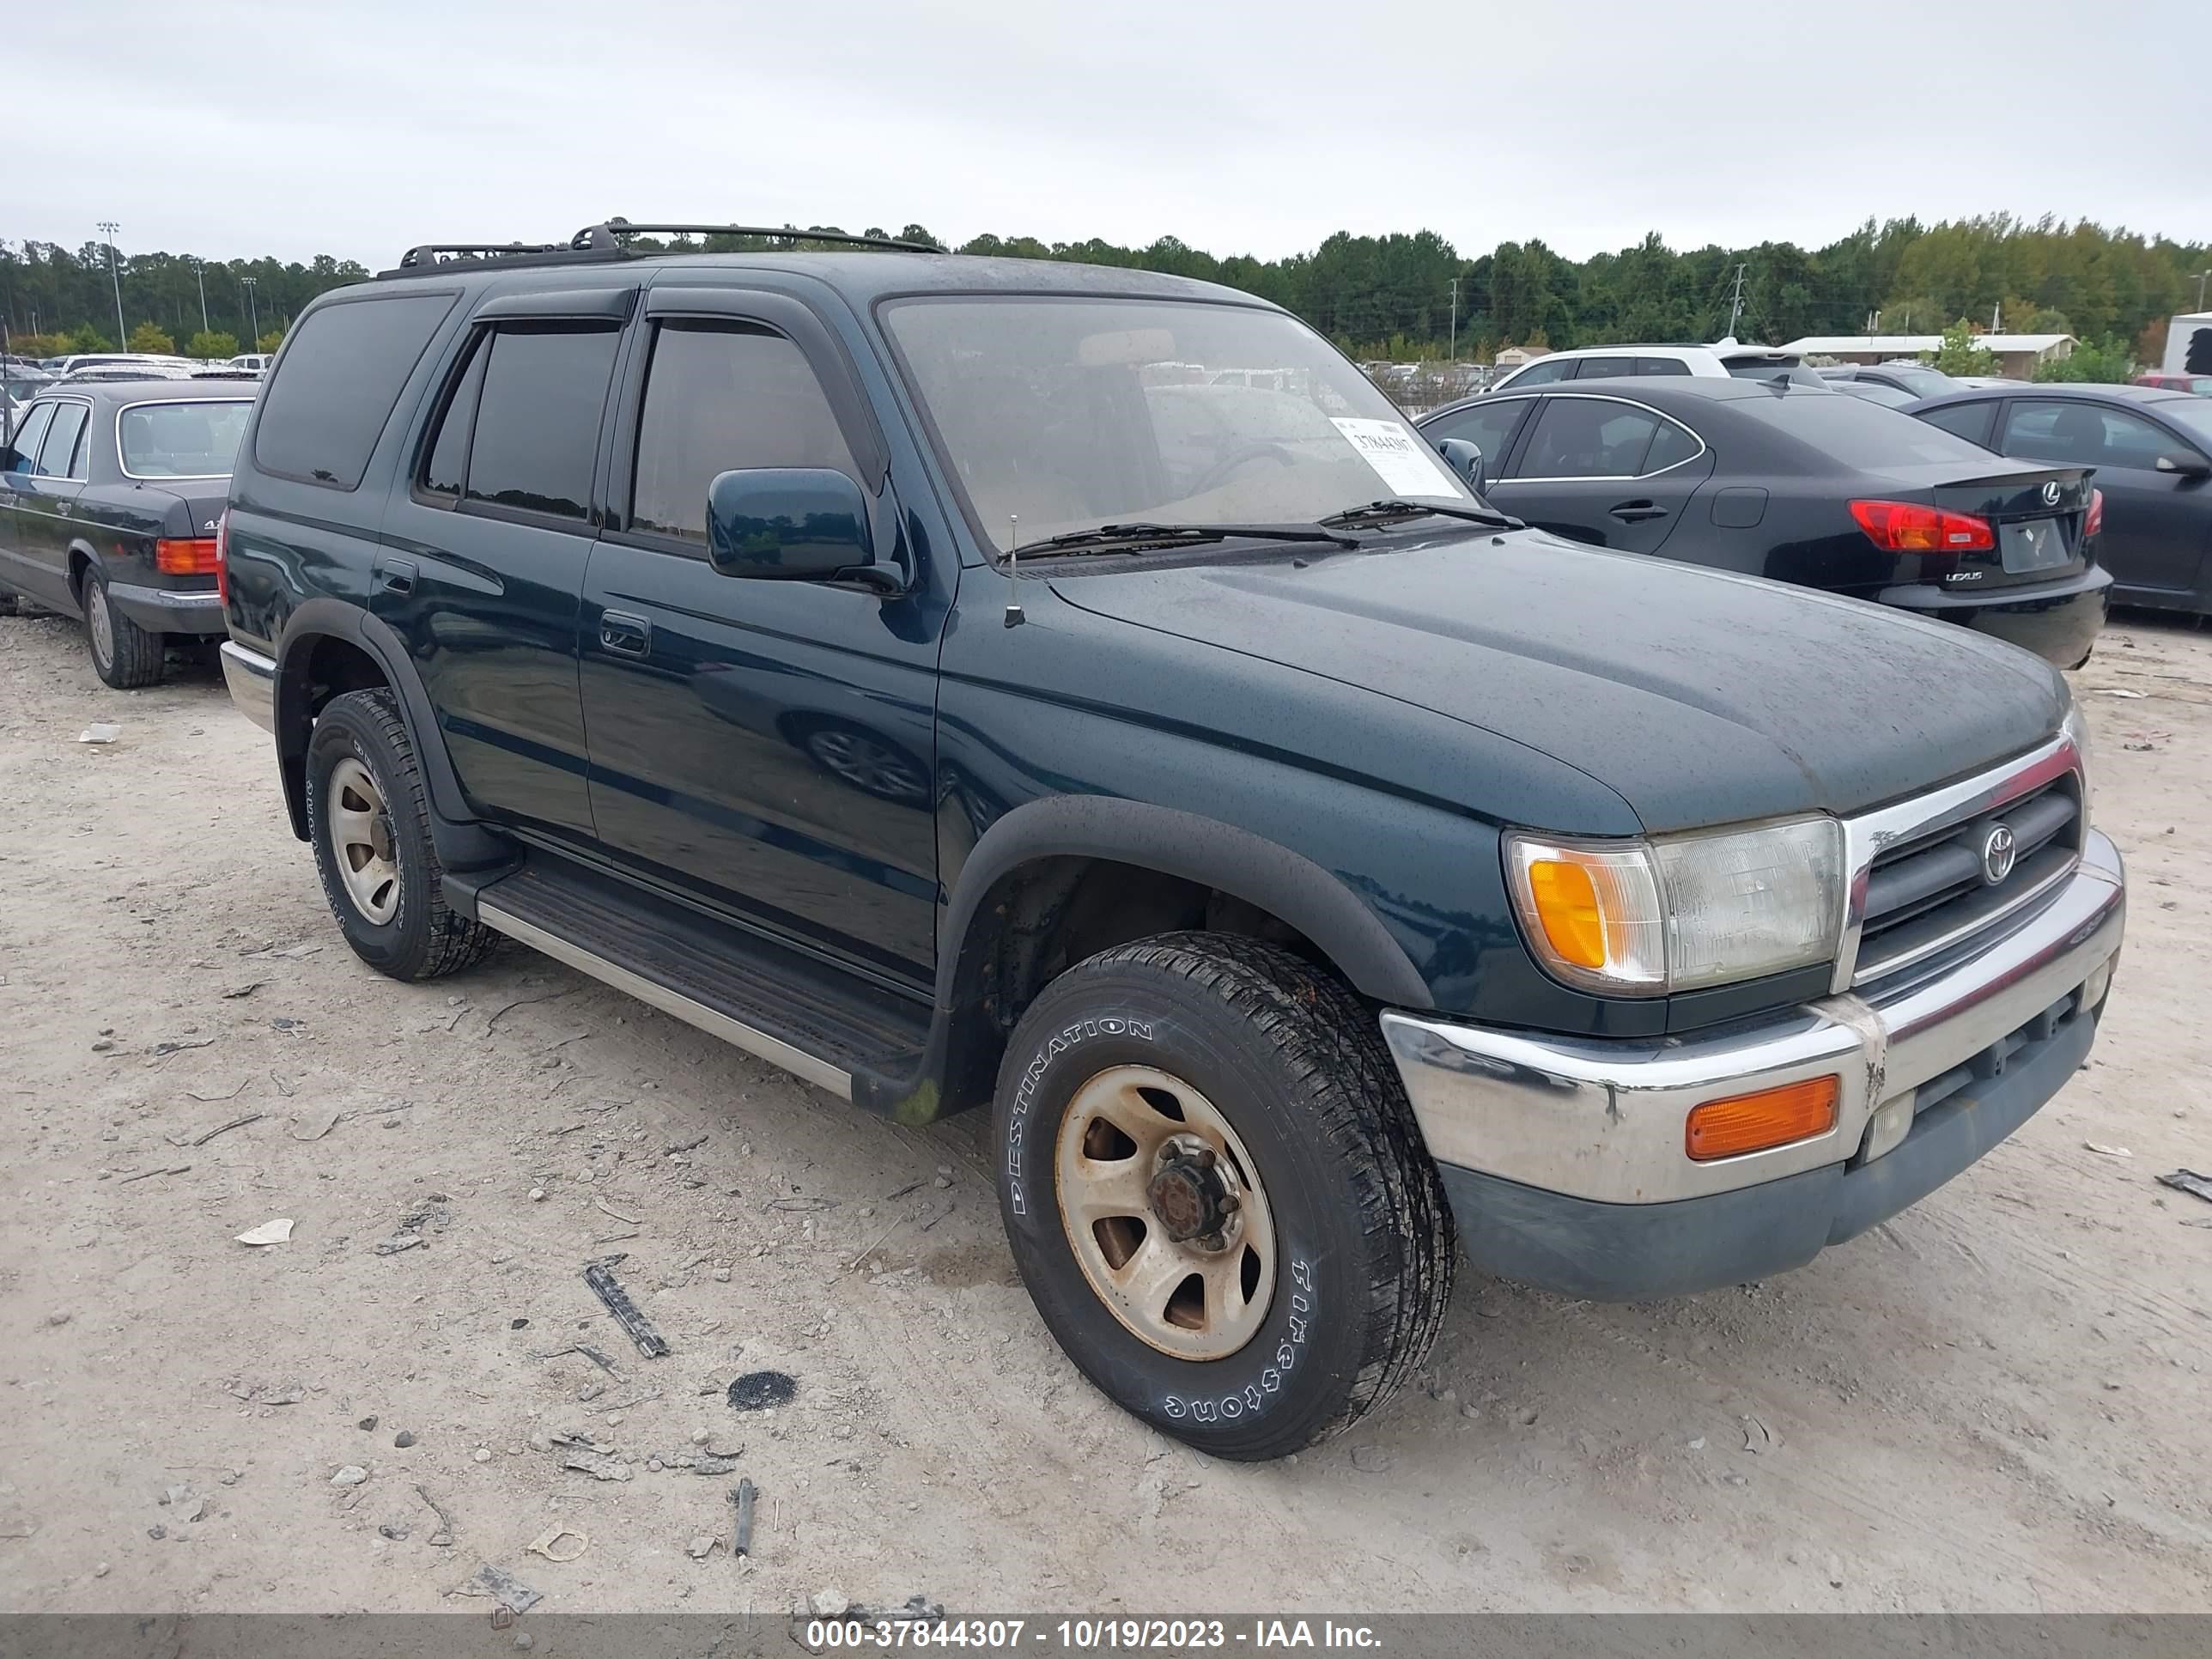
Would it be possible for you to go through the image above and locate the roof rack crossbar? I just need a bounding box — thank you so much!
[575,222,943,254]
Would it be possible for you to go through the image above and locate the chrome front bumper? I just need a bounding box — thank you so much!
[1381,829,2124,1207]
[220,641,276,733]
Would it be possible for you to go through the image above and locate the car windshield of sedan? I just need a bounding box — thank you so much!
[883,296,1472,553]
[117,399,253,477]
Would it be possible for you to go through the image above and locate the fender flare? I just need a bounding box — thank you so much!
[272,597,509,871]
[939,795,1434,1012]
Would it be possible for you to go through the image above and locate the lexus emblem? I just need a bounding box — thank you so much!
[1980,823,2017,885]
[2041,480,2061,507]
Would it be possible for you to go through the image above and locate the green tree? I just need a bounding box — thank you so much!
[256,328,285,353]
[65,323,112,352]
[127,321,175,354]
[2033,338,2135,383]
[1931,322,1996,376]
[185,329,240,360]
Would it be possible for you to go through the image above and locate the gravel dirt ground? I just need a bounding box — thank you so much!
[2,608,2209,1618]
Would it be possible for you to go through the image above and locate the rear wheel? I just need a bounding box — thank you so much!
[82,566,165,689]
[993,933,1455,1460]
[306,688,496,981]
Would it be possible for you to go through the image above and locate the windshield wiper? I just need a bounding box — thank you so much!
[1014,520,1361,556]
[1321,499,1524,532]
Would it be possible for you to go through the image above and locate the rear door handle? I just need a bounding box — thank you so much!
[599,610,652,655]
[377,558,416,595]
[1608,500,1668,522]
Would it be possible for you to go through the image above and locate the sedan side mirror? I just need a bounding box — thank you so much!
[1434,437,1487,495]
[2154,453,2212,480]
[706,468,899,592]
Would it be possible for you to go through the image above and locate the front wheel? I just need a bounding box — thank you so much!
[83,566,165,689]
[993,933,1455,1460]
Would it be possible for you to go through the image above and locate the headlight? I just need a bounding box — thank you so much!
[1506,817,1845,995]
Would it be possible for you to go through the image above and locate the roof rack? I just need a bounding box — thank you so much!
[574,222,943,254]
[380,222,945,281]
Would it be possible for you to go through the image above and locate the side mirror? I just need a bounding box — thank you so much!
[2154,453,2212,480]
[1434,437,1487,495]
[706,468,897,591]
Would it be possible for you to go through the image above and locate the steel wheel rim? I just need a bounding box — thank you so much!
[1054,1064,1277,1361]
[327,756,400,925]
[88,588,114,670]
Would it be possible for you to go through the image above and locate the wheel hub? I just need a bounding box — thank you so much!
[1146,1142,1238,1244]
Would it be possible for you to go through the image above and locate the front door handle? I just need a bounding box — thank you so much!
[377,558,416,595]
[599,610,652,655]
[1608,500,1668,523]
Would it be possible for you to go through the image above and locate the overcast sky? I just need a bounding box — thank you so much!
[15,0,2203,269]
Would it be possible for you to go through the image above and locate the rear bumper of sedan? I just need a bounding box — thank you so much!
[1875,563,2111,668]
[108,580,228,637]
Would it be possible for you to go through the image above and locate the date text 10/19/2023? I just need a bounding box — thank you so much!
[802,1618,1386,1651]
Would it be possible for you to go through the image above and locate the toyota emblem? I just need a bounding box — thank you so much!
[1980,823,2017,885]
[2041,480,2062,507]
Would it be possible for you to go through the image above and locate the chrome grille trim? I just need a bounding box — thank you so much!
[1832,731,2084,994]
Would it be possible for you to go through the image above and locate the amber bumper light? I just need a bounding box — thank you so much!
[1685,1076,1839,1162]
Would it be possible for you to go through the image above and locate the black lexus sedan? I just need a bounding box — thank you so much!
[1905,383,2211,618]
[1417,376,2111,667]
[1,378,252,687]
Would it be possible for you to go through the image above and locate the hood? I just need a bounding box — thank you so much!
[1048,532,2066,833]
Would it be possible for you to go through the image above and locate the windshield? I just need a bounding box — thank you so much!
[1761,391,2007,469]
[2160,398,2212,447]
[117,399,252,477]
[1875,364,1960,398]
[883,296,1471,552]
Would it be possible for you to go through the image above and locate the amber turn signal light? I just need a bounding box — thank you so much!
[155,537,221,575]
[1685,1076,1839,1162]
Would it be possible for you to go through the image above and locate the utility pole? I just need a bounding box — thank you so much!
[1724,263,1747,341]
[2197,270,2210,311]
[97,221,126,346]
[192,258,210,335]
[242,276,260,349]
[1449,276,1460,363]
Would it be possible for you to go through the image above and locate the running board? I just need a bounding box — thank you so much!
[471,858,933,1103]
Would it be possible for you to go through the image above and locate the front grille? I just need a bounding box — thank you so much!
[1853,772,2081,986]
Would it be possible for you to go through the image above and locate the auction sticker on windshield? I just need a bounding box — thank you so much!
[1330,417,1465,497]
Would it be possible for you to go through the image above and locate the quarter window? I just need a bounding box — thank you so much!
[1635,357,1692,376]
[461,325,622,522]
[40,403,89,478]
[1518,398,1666,478]
[1642,416,1703,472]
[629,321,856,543]
[1573,356,1634,380]
[2001,400,2184,471]
[253,294,456,489]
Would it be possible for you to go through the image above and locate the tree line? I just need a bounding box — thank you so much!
[6,213,2204,367]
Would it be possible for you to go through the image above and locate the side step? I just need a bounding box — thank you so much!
[472,858,932,1101]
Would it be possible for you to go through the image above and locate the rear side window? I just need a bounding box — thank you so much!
[253,293,456,489]
[461,325,621,521]
[40,403,89,478]
[629,321,857,543]
[1421,398,1532,472]
[1635,357,1692,376]
[1574,356,1634,379]
[1918,401,1996,447]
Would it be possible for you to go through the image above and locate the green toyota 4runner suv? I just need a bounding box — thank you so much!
[213,223,2125,1459]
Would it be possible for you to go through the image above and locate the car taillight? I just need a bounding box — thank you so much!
[2084,488,2104,538]
[1849,499,1995,553]
[155,537,221,574]
[214,509,229,604]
